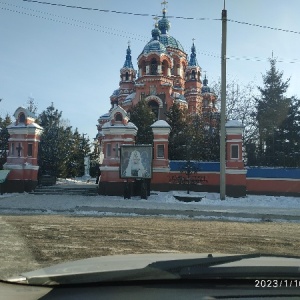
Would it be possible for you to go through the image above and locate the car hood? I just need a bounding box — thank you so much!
[6,253,300,286]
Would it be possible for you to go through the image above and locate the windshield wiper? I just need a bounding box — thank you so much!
[148,253,260,270]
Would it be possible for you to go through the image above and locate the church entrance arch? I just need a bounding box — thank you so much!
[145,96,163,120]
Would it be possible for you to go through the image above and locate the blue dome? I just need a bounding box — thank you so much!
[202,86,211,93]
[202,75,211,93]
[143,39,167,54]
[158,17,170,34]
[156,9,184,52]
[159,34,185,52]
[151,27,161,39]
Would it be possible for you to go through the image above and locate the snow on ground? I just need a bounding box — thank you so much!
[0,177,299,223]
[120,190,300,209]
[0,183,299,210]
[56,178,97,185]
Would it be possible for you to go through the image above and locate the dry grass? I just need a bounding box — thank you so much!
[1,215,300,278]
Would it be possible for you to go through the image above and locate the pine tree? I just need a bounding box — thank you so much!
[128,99,156,145]
[38,104,73,177]
[64,130,91,177]
[0,114,11,169]
[274,97,300,167]
[38,104,62,176]
[165,102,188,160]
[255,58,291,160]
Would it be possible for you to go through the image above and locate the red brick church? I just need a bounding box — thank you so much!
[97,4,217,136]
[94,4,237,197]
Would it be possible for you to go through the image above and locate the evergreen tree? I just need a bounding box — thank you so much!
[166,103,220,161]
[186,113,204,160]
[255,58,291,159]
[273,97,300,167]
[165,102,188,160]
[201,112,220,161]
[0,114,11,169]
[38,104,64,176]
[64,130,90,177]
[129,99,156,145]
[38,104,92,178]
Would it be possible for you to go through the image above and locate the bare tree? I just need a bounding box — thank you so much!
[211,79,258,144]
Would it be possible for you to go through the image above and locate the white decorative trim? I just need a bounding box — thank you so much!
[24,165,39,170]
[153,167,170,173]
[152,127,171,135]
[101,138,134,142]
[8,138,40,142]
[7,127,43,135]
[3,164,39,170]
[226,169,247,175]
[169,171,220,175]
[247,177,300,182]
[228,139,243,142]
[7,156,26,159]
[102,128,137,135]
[153,139,168,142]
[100,166,119,171]
[226,127,243,135]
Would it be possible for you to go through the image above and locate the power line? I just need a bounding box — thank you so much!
[227,19,300,35]
[20,0,218,21]
[20,0,300,35]
[2,2,300,64]
[0,1,148,40]
[0,6,148,42]
[193,49,300,65]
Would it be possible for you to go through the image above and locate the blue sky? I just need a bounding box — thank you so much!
[1,0,300,141]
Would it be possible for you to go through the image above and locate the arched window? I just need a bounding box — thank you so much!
[162,61,168,76]
[125,72,129,81]
[191,70,196,80]
[148,100,159,120]
[139,61,146,76]
[115,113,123,122]
[19,113,25,123]
[176,64,180,76]
[150,58,158,75]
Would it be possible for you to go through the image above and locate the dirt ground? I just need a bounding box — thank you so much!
[1,215,300,279]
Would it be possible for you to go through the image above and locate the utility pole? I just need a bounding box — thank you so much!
[220,2,227,200]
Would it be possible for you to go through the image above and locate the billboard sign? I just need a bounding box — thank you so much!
[120,145,152,179]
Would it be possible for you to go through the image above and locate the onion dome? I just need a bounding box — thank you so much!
[158,9,171,34]
[151,22,161,40]
[157,8,184,52]
[143,24,166,54]
[143,40,167,54]
[160,35,185,52]
[202,74,211,93]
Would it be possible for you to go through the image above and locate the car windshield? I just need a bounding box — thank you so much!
[1,0,300,286]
